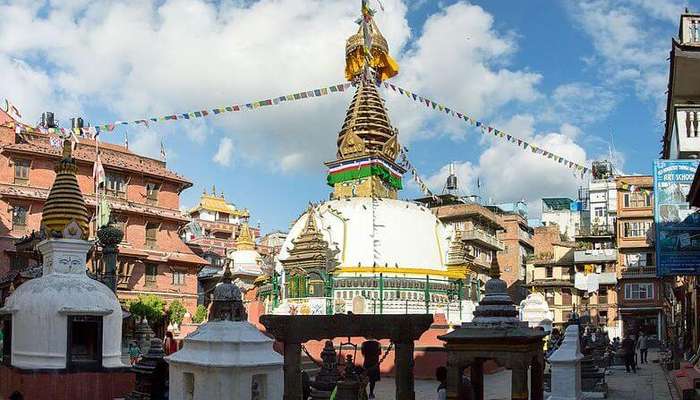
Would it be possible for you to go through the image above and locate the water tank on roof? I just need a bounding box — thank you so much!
[41,112,56,128]
[446,174,458,191]
[70,117,84,129]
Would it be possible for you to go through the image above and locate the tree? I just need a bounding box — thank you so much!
[167,300,187,326]
[128,294,166,324]
[192,305,208,324]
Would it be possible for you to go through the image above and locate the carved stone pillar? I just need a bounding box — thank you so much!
[283,341,303,400]
[510,362,529,400]
[394,340,415,400]
[470,359,484,400]
[97,223,123,294]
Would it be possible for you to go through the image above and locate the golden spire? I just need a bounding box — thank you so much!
[344,11,398,81]
[235,222,255,250]
[41,139,89,240]
[336,80,399,161]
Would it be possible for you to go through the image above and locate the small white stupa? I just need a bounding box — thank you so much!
[519,292,554,333]
[0,140,123,370]
[226,222,263,292]
[167,264,282,400]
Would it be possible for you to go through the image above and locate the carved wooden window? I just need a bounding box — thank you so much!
[145,182,160,205]
[217,212,229,223]
[9,255,27,271]
[105,172,126,198]
[562,288,572,306]
[1,315,11,366]
[145,263,158,285]
[13,159,30,185]
[67,315,102,370]
[598,289,608,305]
[145,222,159,249]
[11,204,28,229]
[172,270,186,286]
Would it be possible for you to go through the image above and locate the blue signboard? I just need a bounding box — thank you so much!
[654,160,700,276]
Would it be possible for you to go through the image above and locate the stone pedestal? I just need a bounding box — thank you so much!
[548,325,583,400]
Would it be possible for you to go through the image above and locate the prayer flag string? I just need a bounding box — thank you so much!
[381,82,591,177]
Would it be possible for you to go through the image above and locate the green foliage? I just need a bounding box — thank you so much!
[128,294,166,323]
[192,304,208,324]
[167,300,187,325]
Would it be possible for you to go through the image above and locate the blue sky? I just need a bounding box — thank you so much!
[0,0,693,232]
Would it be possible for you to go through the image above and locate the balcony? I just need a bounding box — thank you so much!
[671,105,700,158]
[574,248,617,263]
[576,224,614,237]
[680,14,700,45]
[620,266,657,278]
[462,229,504,251]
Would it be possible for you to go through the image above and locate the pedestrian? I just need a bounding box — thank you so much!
[164,331,178,356]
[435,366,447,400]
[361,339,382,399]
[128,341,141,365]
[621,334,637,373]
[637,332,649,364]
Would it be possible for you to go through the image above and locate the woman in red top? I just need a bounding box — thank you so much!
[164,331,178,355]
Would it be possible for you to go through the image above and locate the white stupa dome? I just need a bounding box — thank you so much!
[2,239,123,369]
[278,197,452,278]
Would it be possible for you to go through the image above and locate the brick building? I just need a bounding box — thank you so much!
[615,175,664,340]
[0,111,208,328]
[487,204,534,303]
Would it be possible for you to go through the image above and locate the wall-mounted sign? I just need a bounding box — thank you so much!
[654,160,700,276]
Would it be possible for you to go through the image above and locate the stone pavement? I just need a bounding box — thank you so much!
[373,349,675,399]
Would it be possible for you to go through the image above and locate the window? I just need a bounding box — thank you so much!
[145,222,158,249]
[623,192,651,208]
[625,252,653,267]
[145,263,158,285]
[13,159,30,185]
[622,221,653,238]
[145,182,160,204]
[594,207,605,217]
[67,315,102,370]
[599,289,608,304]
[105,172,126,198]
[113,215,127,242]
[9,255,27,271]
[217,212,229,223]
[1,316,11,365]
[11,205,28,229]
[544,289,554,306]
[184,372,195,400]
[172,271,186,286]
[562,288,572,306]
[624,283,654,300]
[545,266,553,278]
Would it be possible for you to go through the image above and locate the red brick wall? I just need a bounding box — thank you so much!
[0,366,135,400]
[532,225,561,255]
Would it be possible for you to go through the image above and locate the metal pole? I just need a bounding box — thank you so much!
[425,275,430,314]
[379,273,384,314]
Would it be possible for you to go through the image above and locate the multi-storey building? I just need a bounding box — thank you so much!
[526,240,578,328]
[540,197,580,240]
[487,202,534,303]
[258,231,288,258]
[0,111,207,329]
[615,175,664,340]
[421,194,505,287]
[660,12,700,352]
[183,189,256,265]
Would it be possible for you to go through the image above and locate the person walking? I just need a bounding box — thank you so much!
[128,341,141,365]
[361,339,382,399]
[164,331,178,356]
[637,332,649,364]
[436,366,447,400]
[622,334,637,373]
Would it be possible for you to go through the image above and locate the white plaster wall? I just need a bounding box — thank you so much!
[169,364,283,400]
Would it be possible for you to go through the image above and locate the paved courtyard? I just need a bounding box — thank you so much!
[373,349,676,400]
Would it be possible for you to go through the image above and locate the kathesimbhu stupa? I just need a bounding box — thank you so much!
[256,2,476,323]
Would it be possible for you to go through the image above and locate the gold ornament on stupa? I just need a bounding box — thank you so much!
[40,139,89,240]
[235,222,256,250]
[344,16,399,82]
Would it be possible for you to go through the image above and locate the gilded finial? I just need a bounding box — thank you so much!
[235,222,255,250]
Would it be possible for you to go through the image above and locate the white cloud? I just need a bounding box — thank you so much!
[425,114,588,217]
[567,0,683,107]
[544,83,617,125]
[213,137,234,167]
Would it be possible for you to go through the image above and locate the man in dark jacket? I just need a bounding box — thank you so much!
[361,339,382,399]
[621,334,637,373]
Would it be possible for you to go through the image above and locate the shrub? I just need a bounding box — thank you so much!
[167,300,187,326]
[192,304,208,324]
[128,294,166,323]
